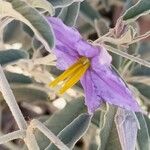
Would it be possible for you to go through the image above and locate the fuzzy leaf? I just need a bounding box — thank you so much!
[47,113,91,149]
[3,20,22,43]
[0,86,49,103]
[132,66,150,76]
[144,115,150,135]
[58,2,80,26]
[123,0,150,21]
[80,1,100,25]
[131,82,150,99]
[98,105,122,150]
[0,49,28,65]
[48,0,83,8]
[115,109,139,150]
[26,0,55,15]
[1,0,55,51]
[35,97,87,149]
[136,112,150,150]
[5,71,32,84]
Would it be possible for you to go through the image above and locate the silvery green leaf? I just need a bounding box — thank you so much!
[98,104,122,150]
[136,112,150,150]
[123,0,150,21]
[1,0,55,51]
[0,85,49,103]
[35,97,86,149]
[26,0,55,15]
[5,71,32,84]
[132,66,150,76]
[47,113,91,150]
[91,111,101,127]
[48,0,83,8]
[3,20,21,43]
[0,49,28,66]
[131,82,150,99]
[80,1,101,25]
[58,2,80,26]
[144,115,150,135]
[115,108,139,150]
[11,86,49,102]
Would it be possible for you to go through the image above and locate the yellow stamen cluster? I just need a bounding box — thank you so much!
[49,57,90,94]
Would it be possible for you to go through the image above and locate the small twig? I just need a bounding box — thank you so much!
[105,45,150,68]
[24,126,40,150]
[94,31,112,43]
[0,130,26,145]
[0,65,27,129]
[129,31,150,45]
[30,119,70,150]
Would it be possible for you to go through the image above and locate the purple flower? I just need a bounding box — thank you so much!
[48,17,140,114]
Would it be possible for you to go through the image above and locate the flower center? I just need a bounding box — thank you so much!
[49,57,90,94]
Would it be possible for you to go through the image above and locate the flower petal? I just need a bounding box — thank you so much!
[80,70,103,114]
[90,66,140,111]
[55,48,77,70]
[76,40,99,58]
[91,45,112,69]
[47,17,82,69]
[47,17,81,53]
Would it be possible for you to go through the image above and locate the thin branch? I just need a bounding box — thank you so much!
[24,126,40,150]
[105,45,150,68]
[31,119,70,150]
[129,31,150,45]
[0,130,26,145]
[0,65,27,129]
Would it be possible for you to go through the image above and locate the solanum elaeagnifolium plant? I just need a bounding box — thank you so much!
[0,0,150,150]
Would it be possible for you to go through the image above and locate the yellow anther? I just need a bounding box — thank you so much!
[59,62,90,94]
[49,62,82,87]
[49,57,90,93]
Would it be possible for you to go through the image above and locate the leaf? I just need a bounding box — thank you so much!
[98,105,122,150]
[47,0,82,8]
[26,0,54,15]
[89,142,98,150]
[144,115,150,135]
[110,52,122,69]
[80,1,101,25]
[0,49,28,65]
[47,113,91,150]
[1,0,55,51]
[58,2,80,26]
[115,108,139,150]
[12,86,49,102]
[35,97,87,149]
[123,0,150,21]
[5,71,32,84]
[91,111,101,127]
[3,20,22,43]
[131,82,150,99]
[132,66,150,76]
[0,85,49,103]
[136,112,150,150]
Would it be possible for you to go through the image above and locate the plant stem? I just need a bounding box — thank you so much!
[105,45,150,68]
[129,31,150,45]
[24,126,40,150]
[31,119,70,150]
[0,130,26,144]
[0,65,27,129]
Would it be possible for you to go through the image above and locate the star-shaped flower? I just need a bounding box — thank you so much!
[48,17,140,114]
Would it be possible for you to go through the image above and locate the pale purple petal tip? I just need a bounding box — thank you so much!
[90,66,140,112]
[80,70,103,114]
